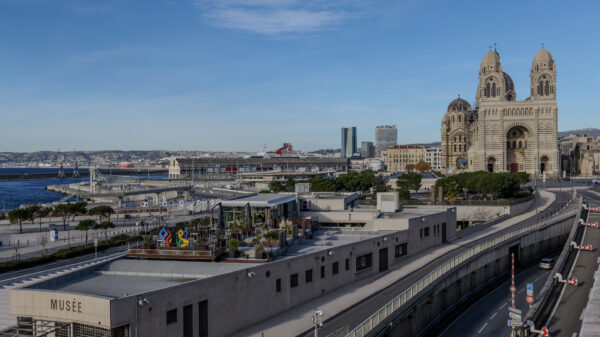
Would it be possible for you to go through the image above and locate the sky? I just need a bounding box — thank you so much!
[1,0,599,153]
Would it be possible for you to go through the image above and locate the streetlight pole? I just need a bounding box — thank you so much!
[312,310,324,337]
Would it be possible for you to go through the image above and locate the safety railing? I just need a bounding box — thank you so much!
[346,198,581,337]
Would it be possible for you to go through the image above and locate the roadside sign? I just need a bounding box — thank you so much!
[509,312,522,321]
[508,307,522,315]
[510,285,516,293]
[526,295,534,304]
[527,283,533,296]
[508,320,523,327]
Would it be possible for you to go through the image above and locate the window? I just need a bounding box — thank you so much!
[395,243,407,258]
[345,258,350,271]
[199,301,208,337]
[424,227,430,237]
[356,253,373,272]
[492,83,496,97]
[321,266,325,279]
[332,262,339,275]
[305,269,313,283]
[166,309,177,325]
[290,273,298,288]
[183,305,193,337]
[276,278,281,293]
[485,83,490,97]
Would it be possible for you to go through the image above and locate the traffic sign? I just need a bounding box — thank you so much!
[509,312,522,321]
[508,307,522,315]
[527,283,533,296]
[507,320,523,327]
[526,295,534,304]
[510,285,516,293]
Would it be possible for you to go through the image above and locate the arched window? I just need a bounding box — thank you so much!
[452,116,455,123]
[518,140,523,148]
[485,83,490,97]
[492,83,496,97]
[512,141,517,148]
[507,141,511,149]
[458,135,462,142]
[544,81,550,95]
[538,82,543,95]
[454,137,456,142]
[458,115,462,122]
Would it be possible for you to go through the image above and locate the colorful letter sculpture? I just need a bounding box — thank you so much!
[176,229,190,248]
[159,228,172,247]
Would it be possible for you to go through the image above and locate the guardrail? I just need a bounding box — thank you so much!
[346,198,581,337]
[520,200,587,335]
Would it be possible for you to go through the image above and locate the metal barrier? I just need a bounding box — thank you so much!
[346,198,581,337]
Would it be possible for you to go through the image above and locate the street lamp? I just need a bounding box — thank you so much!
[312,310,324,337]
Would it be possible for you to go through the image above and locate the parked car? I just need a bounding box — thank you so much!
[539,257,554,270]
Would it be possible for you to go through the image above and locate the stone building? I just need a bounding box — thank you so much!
[385,145,426,172]
[560,134,600,176]
[441,45,559,177]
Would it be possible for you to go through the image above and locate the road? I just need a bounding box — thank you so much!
[439,264,551,337]
[547,190,600,337]
[294,190,575,337]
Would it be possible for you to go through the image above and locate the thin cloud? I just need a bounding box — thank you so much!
[195,0,358,35]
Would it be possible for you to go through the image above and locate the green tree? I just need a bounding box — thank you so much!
[76,219,96,244]
[9,208,32,234]
[227,239,239,254]
[284,177,296,192]
[373,175,389,193]
[309,177,336,192]
[396,172,422,192]
[269,181,285,192]
[53,202,88,247]
[88,205,114,222]
[33,206,52,233]
[94,221,115,241]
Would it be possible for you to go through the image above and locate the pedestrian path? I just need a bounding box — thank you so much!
[0,252,124,331]
[232,191,558,337]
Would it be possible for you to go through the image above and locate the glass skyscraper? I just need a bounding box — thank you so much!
[341,127,357,158]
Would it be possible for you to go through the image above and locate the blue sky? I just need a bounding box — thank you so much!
[1,0,598,152]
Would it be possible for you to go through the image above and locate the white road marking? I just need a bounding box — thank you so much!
[478,322,488,334]
[597,256,600,264]
[490,311,498,320]
[534,277,540,282]
[581,308,586,320]
[500,302,508,309]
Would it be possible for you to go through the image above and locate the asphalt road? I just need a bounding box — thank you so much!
[547,190,600,337]
[439,264,551,337]
[296,190,575,337]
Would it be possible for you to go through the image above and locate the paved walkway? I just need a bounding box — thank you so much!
[233,191,557,337]
[0,226,143,262]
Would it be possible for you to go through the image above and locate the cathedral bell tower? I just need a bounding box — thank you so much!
[476,46,516,104]
[530,43,557,100]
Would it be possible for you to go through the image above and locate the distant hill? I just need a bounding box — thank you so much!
[407,141,442,147]
[559,128,600,138]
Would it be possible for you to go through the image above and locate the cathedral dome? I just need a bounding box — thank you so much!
[503,72,515,92]
[533,47,554,66]
[447,96,471,112]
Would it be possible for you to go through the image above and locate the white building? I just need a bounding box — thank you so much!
[425,146,442,171]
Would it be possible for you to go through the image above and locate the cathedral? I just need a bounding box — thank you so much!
[441,45,559,178]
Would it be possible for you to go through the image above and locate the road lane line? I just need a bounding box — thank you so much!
[500,302,507,309]
[478,322,488,334]
[490,311,497,320]
[534,277,540,282]
[518,288,524,294]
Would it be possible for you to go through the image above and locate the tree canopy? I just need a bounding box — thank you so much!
[309,170,388,193]
[9,208,33,233]
[88,205,114,222]
[435,171,531,200]
[414,161,431,173]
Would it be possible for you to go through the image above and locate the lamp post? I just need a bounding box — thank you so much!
[312,310,324,337]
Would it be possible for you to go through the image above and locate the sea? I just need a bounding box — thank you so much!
[0,168,165,212]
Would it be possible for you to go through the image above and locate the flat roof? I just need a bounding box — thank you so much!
[30,259,261,299]
[279,230,388,257]
[222,193,297,207]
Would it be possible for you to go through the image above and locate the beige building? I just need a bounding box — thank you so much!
[385,145,426,172]
[560,134,600,176]
[441,45,559,177]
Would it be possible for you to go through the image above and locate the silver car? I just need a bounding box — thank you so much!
[539,257,554,269]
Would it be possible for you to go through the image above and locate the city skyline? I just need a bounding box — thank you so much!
[1,0,599,152]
